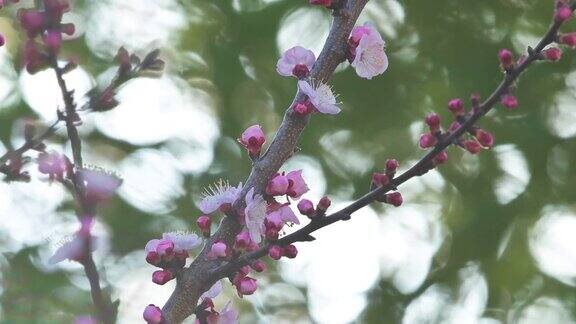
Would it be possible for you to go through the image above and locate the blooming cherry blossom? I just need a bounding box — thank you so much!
[286,169,309,198]
[162,232,201,252]
[244,187,267,243]
[298,80,340,115]
[199,180,243,214]
[276,46,315,78]
[349,23,388,79]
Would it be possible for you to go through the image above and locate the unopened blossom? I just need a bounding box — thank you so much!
[236,276,257,297]
[284,244,298,258]
[197,215,211,237]
[77,168,122,204]
[276,46,316,78]
[143,304,163,324]
[43,29,62,53]
[560,33,576,48]
[269,245,283,260]
[555,4,573,22]
[501,94,518,109]
[448,98,465,115]
[266,173,289,196]
[498,49,514,69]
[293,101,313,116]
[349,23,388,79]
[544,47,562,61]
[385,192,403,207]
[385,159,399,174]
[206,302,239,324]
[317,196,331,211]
[464,140,482,154]
[433,151,448,166]
[38,151,68,180]
[244,188,267,243]
[475,129,494,148]
[18,9,45,36]
[425,113,441,131]
[209,241,228,259]
[298,80,340,115]
[162,232,201,253]
[0,34,4,47]
[199,180,243,214]
[310,0,331,7]
[251,260,267,272]
[286,169,309,198]
[234,231,252,250]
[419,133,437,149]
[297,199,315,217]
[152,269,173,285]
[372,172,389,187]
[238,125,265,155]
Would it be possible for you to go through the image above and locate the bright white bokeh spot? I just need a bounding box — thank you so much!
[359,0,405,39]
[85,0,187,59]
[94,75,219,147]
[320,130,375,179]
[494,144,530,204]
[514,297,575,324]
[277,7,330,57]
[529,205,576,286]
[232,0,284,13]
[547,90,576,139]
[19,64,94,121]
[117,149,184,214]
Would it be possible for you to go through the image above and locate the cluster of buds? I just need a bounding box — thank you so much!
[17,0,75,73]
[297,196,332,219]
[145,233,200,285]
[371,159,403,206]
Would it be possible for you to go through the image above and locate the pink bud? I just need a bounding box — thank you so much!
[238,125,265,155]
[498,49,514,69]
[448,98,465,115]
[251,260,267,272]
[292,64,310,79]
[146,251,159,266]
[317,196,332,211]
[284,244,298,259]
[544,47,562,61]
[0,34,4,47]
[43,29,62,53]
[265,227,279,241]
[560,32,576,48]
[234,231,251,250]
[197,215,211,237]
[152,269,173,285]
[143,304,163,324]
[237,276,258,296]
[293,102,312,115]
[475,129,494,148]
[433,151,449,166]
[266,173,289,196]
[18,10,45,36]
[156,239,174,257]
[419,133,438,149]
[61,23,75,36]
[297,199,315,217]
[425,113,441,131]
[385,192,403,207]
[268,245,283,260]
[555,5,573,22]
[239,265,251,276]
[385,159,399,173]
[501,94,518,109]
[372,172,389,187]
[310,0,331,7]
[464,140,482,154]
[286,169,309,199]
[210,242,228,259]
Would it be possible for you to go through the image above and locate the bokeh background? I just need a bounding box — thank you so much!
[1,0,576,323]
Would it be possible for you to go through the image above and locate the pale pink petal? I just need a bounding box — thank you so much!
[244,187,267,243]
[162,233,201,252]
[145,239,160,253]
[199,181,243,214]
[277,46,315,77]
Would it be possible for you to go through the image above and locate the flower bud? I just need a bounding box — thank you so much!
[292,64,310,79]
[266,173,289,196]
[448,98,465,115]
[317,196,332,211]
[555,5,573,23]
[501,94,518,109]
[237,276,258,297]
[210,242,228,259]
[145,251,160,266]
[238,125,265,155]
[385,192,403,207]
[197,215,211,237]
[143,304,163,324]
[152,269,173,285]
[235,231,251,250]
[156,239,174,257]
[560,33,576,48]
[372,172,389,187]
[425,113,441,131]
[284,244,298,259]
[498,49,514,69]
[297,199,315,217]
[251,260,267,272]
[293,102,311,115]
[385,159,399,174]
[419,133,437,149]
[43,29,62,53]
[475,129,494,148]
[433,151,448,166]
[544,47,562,61]
[464,140,482,154]
[268,245,283,260]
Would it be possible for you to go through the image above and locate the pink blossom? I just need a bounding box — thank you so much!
[266,173,289,196]
[77,168,122,204]
[475,129,494,148]
[236,276,257,297]
[433,151,448,166]
[419,133,437,149]
[286,169,309,199]
[425,113,441,131]
[464,140,482,154]
[498,49,514,69]
[38,151,68,180]
[162,232,201,253]
[350,23,388,79]
[501,94,518,109]
[560,33,576,48]
[244,187,267,243]
[298,80,340,115]
[544,47,562,61]
[199,180,243,214]
[209,241,228,259]
[297,199,315,217]
[267,203,299,225]
[43,29,62,53]
[385,159,399,173]
[152,269,174,285]
[555,4,573,22]
[234,231,252,250]
[143,304,163,324]
[18,10,45,36]
[448,98,465,115]
[197,215,212,237]
[276,46,316,78]
[207,301,239,324]
[251,260,267,272]
[238,125,265,155]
